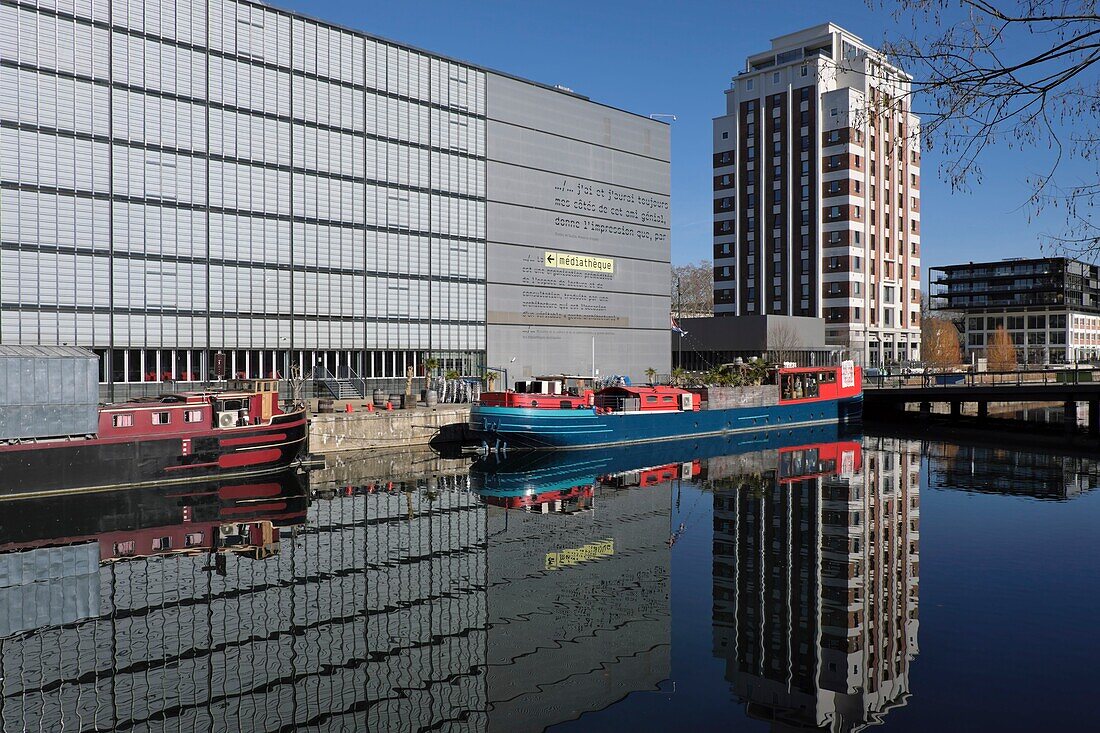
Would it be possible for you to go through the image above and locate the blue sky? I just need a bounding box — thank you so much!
[279,0,1074,269]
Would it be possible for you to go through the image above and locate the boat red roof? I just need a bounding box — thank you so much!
[597,385,688,398]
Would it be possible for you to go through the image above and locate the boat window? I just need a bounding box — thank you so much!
[152,536,171,551]
[113,541,135,557]
[185,532,204,547]
[152,411,171,425]
[112,414,134,428]
[184,409,204,423]
[663,396,674,402]
[219,399,244,411]
[782,375,819,400]
[819,371,837,384]
[646,396,658,403]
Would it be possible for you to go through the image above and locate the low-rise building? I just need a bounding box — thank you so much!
[930,256,1100,364]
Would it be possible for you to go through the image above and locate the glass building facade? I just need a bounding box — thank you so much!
[0,0,488,384]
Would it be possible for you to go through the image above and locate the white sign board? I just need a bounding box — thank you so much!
[841,360,856,389]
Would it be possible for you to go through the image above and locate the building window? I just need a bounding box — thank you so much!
[113,414,134,428]
[773,72,781,83]
[830,107,838,116]
[801,65,808,77]
[747,79,754,91]
[722,131,729,139]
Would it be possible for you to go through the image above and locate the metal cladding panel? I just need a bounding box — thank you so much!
[0,348,99,439]
[486,120,670,196]
[485,245,670,312]
[486,284,667,330]
[486,201,669,262]
[484,75,671,384]
[487,324,670,382]
[484,73,671,163]
[0,543,100,637]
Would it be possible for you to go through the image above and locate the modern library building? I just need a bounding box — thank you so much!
[0,0,671,391]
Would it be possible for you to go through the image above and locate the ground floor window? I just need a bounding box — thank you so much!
[93,348,485,383]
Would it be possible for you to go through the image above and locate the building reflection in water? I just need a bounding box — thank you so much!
[711,437,921,731]
[0,447,675,732]
[923,440,1100,500]
[0,433,927,732]
[477,450,674,733]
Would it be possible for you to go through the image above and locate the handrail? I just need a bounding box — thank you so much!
[863,366,1100,390]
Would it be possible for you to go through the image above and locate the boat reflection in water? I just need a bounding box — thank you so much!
[710,435,921,731]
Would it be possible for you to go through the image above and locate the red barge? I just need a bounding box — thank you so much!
[0,378,308,500]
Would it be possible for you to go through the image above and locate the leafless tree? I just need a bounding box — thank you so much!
[921,315,962,370]
[768,321,802,365]
[671,260,714,317]
[874,0,1100,254]
[987,325,1019,370]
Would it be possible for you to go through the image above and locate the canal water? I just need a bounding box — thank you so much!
[2,426,1098,731]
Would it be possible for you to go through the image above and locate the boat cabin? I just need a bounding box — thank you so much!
[594,385,699,412]
[776,364,861,403]
[98,379,285,438]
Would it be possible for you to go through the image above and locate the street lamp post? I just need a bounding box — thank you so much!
[675,274,683,371]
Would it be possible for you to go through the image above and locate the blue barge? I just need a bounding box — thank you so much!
[469,363,862,451]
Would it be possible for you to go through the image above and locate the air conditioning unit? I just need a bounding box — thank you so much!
[217,411,237,428]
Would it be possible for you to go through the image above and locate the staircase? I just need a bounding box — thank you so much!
[314,367,367,400]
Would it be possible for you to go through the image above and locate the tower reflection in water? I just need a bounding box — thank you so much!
[711,437,921,731]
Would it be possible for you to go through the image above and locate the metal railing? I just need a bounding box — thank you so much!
[863,367,1100,390]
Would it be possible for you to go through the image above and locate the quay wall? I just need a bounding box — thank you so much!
[309,407,471,454]
[310,447,470,486]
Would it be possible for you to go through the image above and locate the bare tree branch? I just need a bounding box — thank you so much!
[875,0,1100,254]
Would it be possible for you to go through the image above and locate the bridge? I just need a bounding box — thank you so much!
[863,368,1100,435]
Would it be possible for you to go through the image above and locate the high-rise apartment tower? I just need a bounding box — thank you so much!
[713,24,922,366]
